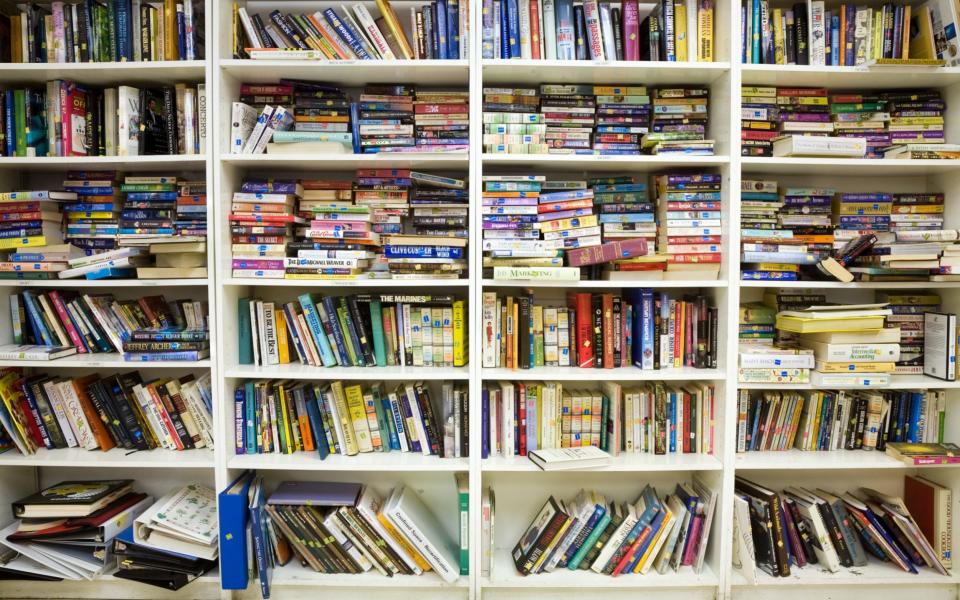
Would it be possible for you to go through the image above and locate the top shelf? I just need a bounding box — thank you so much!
[482,60,731,85]
[0,60,206,85]
[219,59,468,85]
[741,63,960,89]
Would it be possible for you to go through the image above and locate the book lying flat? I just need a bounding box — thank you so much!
[528,446,612,471]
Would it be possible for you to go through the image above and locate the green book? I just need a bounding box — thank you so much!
[599,395,609,451]
[336,306,359,366]
[369,299,387,367]
[13,89,26,157]
[238,298,253,364]
[568,504,613,570]
[455,472,469,575]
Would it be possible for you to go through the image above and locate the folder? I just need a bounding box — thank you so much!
[218,470,255,589]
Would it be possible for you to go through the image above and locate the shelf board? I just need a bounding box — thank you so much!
[482,59,731,85]
[0,155,206,172]
[220,153,467,170]
[740,279,960,289]
[0,446,214,468]
[740,64,960,88]
[230,452,467,472]
[734,449,920,471]
[741,156,960,175]
[738,373,960,390]
[269,562,468,588]
[0,278,210,288]
[481,366,724,381]
[224,363,469,380]
[482,278,727,289]
[483,154,729,172]
[225,277,469,288]
[731,561,959,587]
[219,59,469,85]
[483,452,721,473]
[484,552,718,588]
[0,60,206,85]
[0,354,211,369]
[0,569,221,599]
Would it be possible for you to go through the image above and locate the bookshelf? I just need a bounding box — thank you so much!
[1,0,960,598]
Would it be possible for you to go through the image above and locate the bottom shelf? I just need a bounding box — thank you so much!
[731,561,959,587]
[0,569,220,599]
[260,562,468,589]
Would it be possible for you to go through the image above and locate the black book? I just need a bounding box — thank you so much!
[738,490,779,576]
[162,86,178,155]
[106,375,149,450]
[346,296,376,367]
[652,294,661,369]
[639,16,651,60]
[784,13,796,63]
[574,4,588,60]
[415,383,443,456]
[518,294,531,370]
[591,294,603,368]
[87,378,133,449]
[735,477,790,576]
[13,480,133,518]
[612,295,622,367]
[138,87,169,155]
[793,3,809,64]
[612,7,624,60]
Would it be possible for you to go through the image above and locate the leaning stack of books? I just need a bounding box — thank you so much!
[230,180,302,279]
[778,302,898,387]
[0,369,213,455]
[644,88,712,155]
[57,246,148,280]
[594,176,658,274]
[412,89,469,152]
[512,479,717,576]
[482,87,545,154]
[483,381,715,458]
[238,293,468,368]
[480,290,719,370]
[740,86,778,156]
[878,292,938,375]
[886,442,958,466]
[234,380,468,459]
[654,172,722,279]
[119,295,210,362]
[482,175,562,279]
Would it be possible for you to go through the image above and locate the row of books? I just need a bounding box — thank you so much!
[5,291,209,362]
[741,0,960,66]
[1,81,206,157]
[735,388,946,455]
[2,0,204,63]
[740,180,960,282]
[734,476,949,581]
[481,290,719,370]
[481,0,715,62]
[512,478,716,576]
[222,474,465,598]
[238,293,467,368]
[233,380,468,459]
[482,380,714,458]
[235,0,468,60]
[483,171,722,281]
[4,480,216,587]
[0,369,213,456]
[483,84,711,155]
[741,86,949,158]
[229,170,467,280]
[230,81,468,155]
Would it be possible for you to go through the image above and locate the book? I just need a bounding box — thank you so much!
[923,312,957,380]
[13,480,134,518]
[527,446,612,470]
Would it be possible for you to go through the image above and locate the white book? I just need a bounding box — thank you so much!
[354,3,395,58]
[103,88,117,156]
[253,106,293,154]
[55,380,96,450]
[132,383,174,449]
[591,501,638,573]
[599,1,617,60]
[145,484,217,545]
[40,379,77,447]
[356,486,423,574]
[241,105,274,154]
[0,344,75,361]
[404,383,432,455]
[229,102,257,155]
[499,381,515,457]
[492,0,502,57]
[732,495,758,582]
[262,301,279,365]
[691,474,718,573]
[924,312,957,381]
[687,0,697,60]
[134,488,218,560]
[117,86,140,156]
[383,485,460,583]
[773,135,867,157]
[183,87,196,155]
[656,494,688,573]
[582,0,604,59]
[541,0,557,59]
[323,513,373,571]
[528,446,611,470]
[519,0,532,58]
[342,8,381,58]
[237,6,262,47]
[809,0,826,65]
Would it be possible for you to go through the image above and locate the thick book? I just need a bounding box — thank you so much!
[267,481,362,506]
[923,312,957,381]
[13,480,134,518]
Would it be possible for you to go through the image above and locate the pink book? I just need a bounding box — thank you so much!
[682,514,703,565]
[566,238,649,266]
[623,0,640,60]
[47,291,87,353]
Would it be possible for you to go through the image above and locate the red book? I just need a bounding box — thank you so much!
[17,383,45,447]
[569,292,594,368]
[517,383,527,456]
[776,87,828,96]
[566,238,649,266]
[48,291,87,353]
[602,293,614,369]
[682,391,691,453]
[622,0,640,60]
[611,523,654,575]
[668,253,722,263]
[674,301,682,366]
[62,82,88,157]
[685,302,694,367]
[354,169,411,178]
[240,84,294,95]
[529,0,542,59]
[414,104,468,114]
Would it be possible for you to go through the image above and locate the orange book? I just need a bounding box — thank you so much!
[72,375,116,451]
[275,309,291,364]
[839,6,846,65]
[602,293,614,369]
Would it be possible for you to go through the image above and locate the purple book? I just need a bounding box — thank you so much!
[267,481,362,506]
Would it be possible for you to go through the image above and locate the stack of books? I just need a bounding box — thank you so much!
[593,86,650,154]
[482,87,545,154]
[482,0,715,61]
[0,245,86,283]
[892,192,945,232]
[593,176,658,277]
[0,190,70,280]
[740,86,778,156]
[740,180,793,280]
[117,295,210,362]
[741,1,958,67]
[230,180,302,279]
[413,89,469,151]
[60,173,121,260]
[243,479,462,588]
[879,292,938,375]
[737,342,814,384]
[0,369,213,455]
[1,81,205,157]
[238,293,468,368]
[482,381,715,458]
[644,88,712,155]
[512,479,716,576]
[886,90,946,147]
[831,92,891,158]
[234,380,468,459]
[777,303,898,386]
[738,302,776,346]
[235,0,466,60]
[734,477,949,581]
[654,172,722,279]
[737,388,947,454]
[3,0,203,62]
[540,84,597,153]
[480,290,719,370]
[886,442,959,466]
[357,85,415,153]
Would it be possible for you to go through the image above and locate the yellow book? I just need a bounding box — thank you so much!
[375,0,415,59]
[834,201,894,215]
[232,2,239,58]
[65,211,114,220]
[0,372,36,453]
[163,0,179,60]
[773,8,784,64]
[805,392,821,451]
[283,274,364,280]
[633,509,673,573]
[909,6,935,59]
[697,0,713,61]
[329,381,359,455]
[776,315,886,333]
[815,361,895,373]
[755,263,800,272]
[275,308,290,363]
[873,11,883,59]
[0,236,46,249]
[344,384,373,452]
[675,2,688,62]
[277,385,294,453]
[902,4,911,58]
[376,512,433,571]
[452,299,466,367]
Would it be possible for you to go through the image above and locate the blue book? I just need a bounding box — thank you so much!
[177,4,186,58]
[555,0,575,59]
[297,293,338,367]
[323,8,373,59]
[778,501,794,565]
[574,4,587,59]
[388,392,408,451]
[383,246,464,259]
[373,386,399,451]
[668,390,676,453]
[641,289,654,370]
[5,90,15,157]
[350,103,361,154]
[248,482,272,599]
[303,387,329,460]
[234,387,246,453]
[908,391,923,442]
[114,0,133,59]
[843,4,855,65]
[436,0,450,59]
[624,498,666,573]
[423,5,436,58]
[218,471,255,590]
[244,381,257,454]
[561,503,605,566]
[751,0,761,62]
[21,292,53,346]
[505,0,519,57]
[741,3,747,63]
[830,14,840,65]
[281,303,308,364]
[398,388,422,452]
[84,267,135,279]
[499,0,509,57]
[447,0,460,58]
[320,295,352,365]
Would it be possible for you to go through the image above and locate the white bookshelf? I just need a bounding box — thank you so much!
[2,0,960,598]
